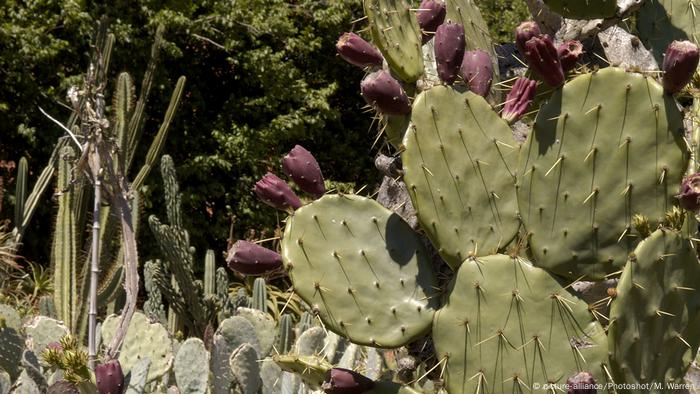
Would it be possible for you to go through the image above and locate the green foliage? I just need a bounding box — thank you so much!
[476,0,530,43]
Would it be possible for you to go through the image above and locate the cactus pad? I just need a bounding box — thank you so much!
[0,326,23,379]
[432,254,609,393]
[542,0,617,19]
[403,86,520,268]
[518,67,688,279]
[273,354,332,388]
[0,304,21,331]
[173,338,209,394]
[364,0,424,82]
[24,316,69,357]
[282,194,438,348]
[608,229,700,386]
[638,0,700,65]
[101,312,173,383]
[229,343,261,394]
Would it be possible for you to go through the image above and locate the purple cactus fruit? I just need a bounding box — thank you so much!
[557,40,584,72]
[95,360,124,394]
[435,22,466,84]
[502,77,537,124]
[360,70,411,115]
[515,21,541,55]
[662,40,700,94]
[678,173,700,211]
[524,34,565,87]
[227,240,283,275]
[254,172,302,212]
[48,380,80,394]
[416,0,447,44]
[566,372,597,394]
[282,145,326,198]
[322,368,375,394]
[459,50,493,97]
[46,341,63,351]
[336,32,383,69]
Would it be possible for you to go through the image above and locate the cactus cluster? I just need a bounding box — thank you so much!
[221,0,700,392]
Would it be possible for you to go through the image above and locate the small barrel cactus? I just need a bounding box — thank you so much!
[254,172,302,212]
[282,145,325,198]
[336,32,383,69]
[227,240,283,275]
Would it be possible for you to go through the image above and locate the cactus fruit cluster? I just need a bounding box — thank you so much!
[227,0,700,392]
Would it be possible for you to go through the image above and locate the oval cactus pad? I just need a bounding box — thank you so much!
[433,254,609,393]
[518,67,688,279]
[282,194,439,348]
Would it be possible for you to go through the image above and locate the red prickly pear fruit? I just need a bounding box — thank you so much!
[282,145,326,198]
[48,381,80,394]
[557,40,584,72]
[46,341,63,351]
[95,360,124,394]
[515,21,541,55]
[416,0,447,44]
[361,70,411,115]
[254,172,302,212]
[435,21,466,84]
[322,368,375,394]
[677,172,700,211]
[524,34,565,87]
[336,32,383,69]
[459,50,493,97]
[662,40,700,94]
[227,240,283,275]
[566,372,597,394]
[502,77,537,124]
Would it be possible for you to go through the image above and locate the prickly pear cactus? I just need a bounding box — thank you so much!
[433,254,609,393]
[608,228,700,386]
[101,311,174,383]
[364,0,424,82]
[403,86,520,268]
[173,338,209,394]
[638,0,700,64]
[282,194,439,348]
[518,67,688,279]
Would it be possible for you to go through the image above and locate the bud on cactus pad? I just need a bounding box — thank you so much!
[557,40,584,72]
[524,34,565,87]
[282,145,325,198]
[416,0,446,44]
[322,368,375,394]
[434,21,466,84]
[360,70,411,115]
[254,172,302,212]
[515,21,541,55]
[95,360,124,394]
[502,77,537,124]
[677,173,700,211]
[459,50,493,97]
[662,40,700,94]
[566,372,597,394]
[227,240,283,275]
[336,32,383,69]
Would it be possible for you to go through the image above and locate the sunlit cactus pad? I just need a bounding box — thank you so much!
[542,0,617,19]
[433,254,609,393]
[364,0,424,82]
[638,0,700,64]
[608,228,700,386]
[518,67,688,279]
[403,86,520,268]
[282,194,439,348]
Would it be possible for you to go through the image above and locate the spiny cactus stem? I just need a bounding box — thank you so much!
[88,170,102,369]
